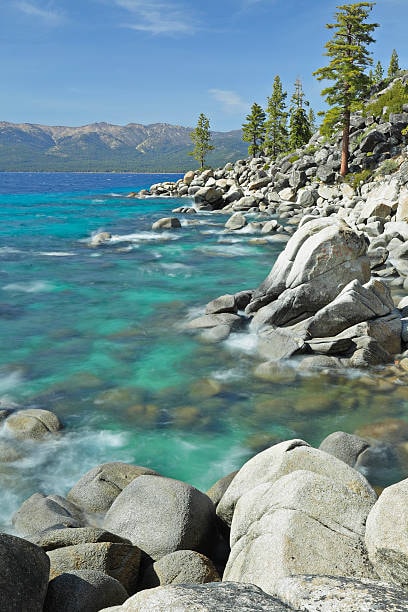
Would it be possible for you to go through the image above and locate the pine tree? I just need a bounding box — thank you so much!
[264,75,288,159]
[313,2,378,176]
[189,113,214,169]
[289,78,312,150]
[242,102,267,157]
[388,49,400,79]
[373,60,384,83]
[308,108,317,135]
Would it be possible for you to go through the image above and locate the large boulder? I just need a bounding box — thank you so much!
[100,582,291,611]
[305,278,395,338]
[246,218,370,327]
[318,431,370,467]
[103,475,217,561]
[67,462,159,514]
[140,550,220,589]
[0,534,50,612]
[3,408,62,440]
[365,478,408,586]
[358,178,399,222]
[223,470,376,593]
[44,570,128,612]
[217,439,376,527]
[32,526,131,551]
[273,574,408,611]
[13,493,84,539]
[47,542,141,593]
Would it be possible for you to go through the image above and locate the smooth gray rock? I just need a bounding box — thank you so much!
[185,313,242,331]
[205,294,236,315]
[44,570,128,612]
[3,408,62,440]
[0,533,50,612]
[217,439,376,527]
[274,574,408,611]
[13,493,84,539]
[365,478,408,586]
[67,462,159,514]
[47,542,141,593]
[206,471,238,507]
[151,217,181,230]
[140,550,220,589]
[103,475,217,561]
[225,212,247,230]
[101,582,291,611]
[319,431,370,467]
[32,526,131,551]
[306,279,395,338]
[256,325,307,360]
[224,470,376,593]
[247,218,370,322]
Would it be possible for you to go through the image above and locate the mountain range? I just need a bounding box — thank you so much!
[0,121,248,172]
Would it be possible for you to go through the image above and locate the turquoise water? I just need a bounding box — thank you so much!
[1,172,408,532]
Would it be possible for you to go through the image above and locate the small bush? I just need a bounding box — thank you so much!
[366,79,408,120]
[344,169,372,190]
[375,158,400,177]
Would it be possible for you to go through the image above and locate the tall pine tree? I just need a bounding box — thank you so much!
[264,75,288,159]
[289,78,312,150]
[313,2,378,176]
[189,113,214,169]
[242,102,267,157]
[388,49,400,79]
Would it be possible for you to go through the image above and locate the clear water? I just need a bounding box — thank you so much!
[1,172,408,533]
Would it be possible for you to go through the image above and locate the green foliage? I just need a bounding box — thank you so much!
[373,60,384,84]
[189,113,215,169]
[402,126,408,137]
[289,79,312,150]
[388,49,400,79]
[365,79,408,119]
[344,168,372,189]
[264,75,288,159]
[242,102,267,157]
[313,2,378,175]
[375,157,400,177]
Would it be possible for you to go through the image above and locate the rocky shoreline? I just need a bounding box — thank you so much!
[4,78,408,610]
[4,433,408,610]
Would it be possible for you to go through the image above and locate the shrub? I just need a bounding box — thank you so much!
[365,79,408,120]
[344,168,372,190]
[375,158,400,177]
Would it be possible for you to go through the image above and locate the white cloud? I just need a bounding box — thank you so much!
[15,1,64,25]
[113,0,197,35]
[209,89,249,114]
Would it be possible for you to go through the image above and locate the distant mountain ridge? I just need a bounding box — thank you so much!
[0,121,248,172]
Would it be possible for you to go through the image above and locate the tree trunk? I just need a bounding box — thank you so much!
[340,108,350,176]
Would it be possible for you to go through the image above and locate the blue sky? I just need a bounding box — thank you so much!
[1,0,407,131]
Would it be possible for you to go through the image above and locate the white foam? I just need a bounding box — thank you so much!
[3,280,54,293]
[109,232,181,244]
[38,251,75,257]
[224,332,258,355]
[0,370,23,394]
[0,247,24,255]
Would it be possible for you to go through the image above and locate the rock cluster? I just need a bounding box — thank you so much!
[186,214,408,369]
[8,436,408,610]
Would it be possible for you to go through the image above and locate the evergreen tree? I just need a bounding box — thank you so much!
[264,75,288,159]
[189,113,214,169]
[313,2,378,176]
[373,60,384,83]
[388,49,400,79]
[242,102,267,157]
[289,78,312,150]
[308,108,317,135]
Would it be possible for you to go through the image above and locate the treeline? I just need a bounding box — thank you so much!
[190,2,405,176]
[242,77,316,159]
